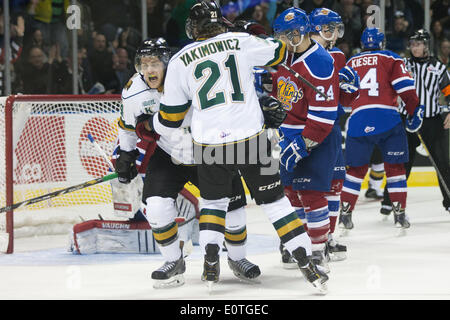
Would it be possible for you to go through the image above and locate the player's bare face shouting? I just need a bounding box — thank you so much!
[141,56,165,89]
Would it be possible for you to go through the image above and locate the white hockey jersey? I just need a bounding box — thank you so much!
[118,73,194,164]
[154,32,287,145]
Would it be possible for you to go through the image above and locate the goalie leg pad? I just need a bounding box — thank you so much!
[110,175,144,219]
[70,220,158,254]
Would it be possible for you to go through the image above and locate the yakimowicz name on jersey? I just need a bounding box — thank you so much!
[179,38,241,67]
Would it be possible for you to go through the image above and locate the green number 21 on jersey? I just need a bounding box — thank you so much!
[194,54,244,109]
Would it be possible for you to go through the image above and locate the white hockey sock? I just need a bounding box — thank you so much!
[260,196,312,256]
[199,198,229,255]
[225,207,247,261]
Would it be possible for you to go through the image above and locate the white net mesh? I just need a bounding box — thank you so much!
[0,95,122,252]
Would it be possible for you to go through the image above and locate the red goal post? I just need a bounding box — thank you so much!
[0,94,122,253]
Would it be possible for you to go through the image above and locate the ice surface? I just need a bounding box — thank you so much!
[1,187,449,300]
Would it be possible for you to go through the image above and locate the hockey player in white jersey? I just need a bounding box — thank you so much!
[140,1,329,293]
[120,37,261,289]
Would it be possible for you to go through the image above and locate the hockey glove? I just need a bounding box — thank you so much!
[405,104,424,133]
[135,113,160,143]
[339,66,360,94]
[279,134,310,172]
[260,96,287,128]
[115,148,140,184]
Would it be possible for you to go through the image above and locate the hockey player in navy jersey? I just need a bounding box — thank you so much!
[273,8,359,269]
[338,27,424,231]
[308,7,359,261]
[271,7,348,271]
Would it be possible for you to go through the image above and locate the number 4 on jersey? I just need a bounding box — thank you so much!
[360,67,379,96]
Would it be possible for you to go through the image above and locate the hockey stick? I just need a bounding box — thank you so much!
[0,173,118,214]
[416,132,450,198]
[280,63,331,101]
[87,133,115,170]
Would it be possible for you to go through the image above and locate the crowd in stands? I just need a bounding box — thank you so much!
[1,0,449,96]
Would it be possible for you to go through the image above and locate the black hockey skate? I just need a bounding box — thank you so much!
[365,187,383,200]
[151,255,186,289]
[311,248,330,274]
[326,235,347,262]
[380,204,392,216]
[392,202,410,229]
[338,202,354,230]
[201,244,220,291]
[292,247,328,294]
[279,243,297,269]
[228,258,261,282]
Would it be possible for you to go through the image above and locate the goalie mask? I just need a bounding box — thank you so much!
[134,37,172,89]
[185,1,226,40]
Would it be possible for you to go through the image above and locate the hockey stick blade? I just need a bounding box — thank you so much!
[280,63,331,101]
[0,173,118,214]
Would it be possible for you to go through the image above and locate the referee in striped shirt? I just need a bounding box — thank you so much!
[381,29,450,214]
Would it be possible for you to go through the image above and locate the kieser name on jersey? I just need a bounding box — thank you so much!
[179,38,241,67]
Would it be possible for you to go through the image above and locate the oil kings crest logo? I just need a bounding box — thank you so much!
[284,12,295,22]
[277,76,303,111]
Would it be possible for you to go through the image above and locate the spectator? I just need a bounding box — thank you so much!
[166,0,197,47]
[437,38,450,69]
[26,0,70,59]
[337,39,351,58]
[250,4,271,34]
[275,0,296,16]
[302,0,336,13]
[386,12,411,55]
[113,48,135,92]
[222,1,241,23]
[431,0,450,30]
[431,20,450,56]
[333,0,362,51]
[85,0,141,32]
[15,45,69,94]
[88,33,116,92]
[145,0,166,38]
[67,46,96,94]
[0,8,24,95]
[118,27,142,63]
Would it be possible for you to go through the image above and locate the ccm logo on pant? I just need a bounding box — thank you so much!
[258,181,281,191]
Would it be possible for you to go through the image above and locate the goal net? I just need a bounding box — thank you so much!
[0,95,122,253]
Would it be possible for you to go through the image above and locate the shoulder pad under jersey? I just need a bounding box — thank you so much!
[121,73,150,100]
[303,44,334,79]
